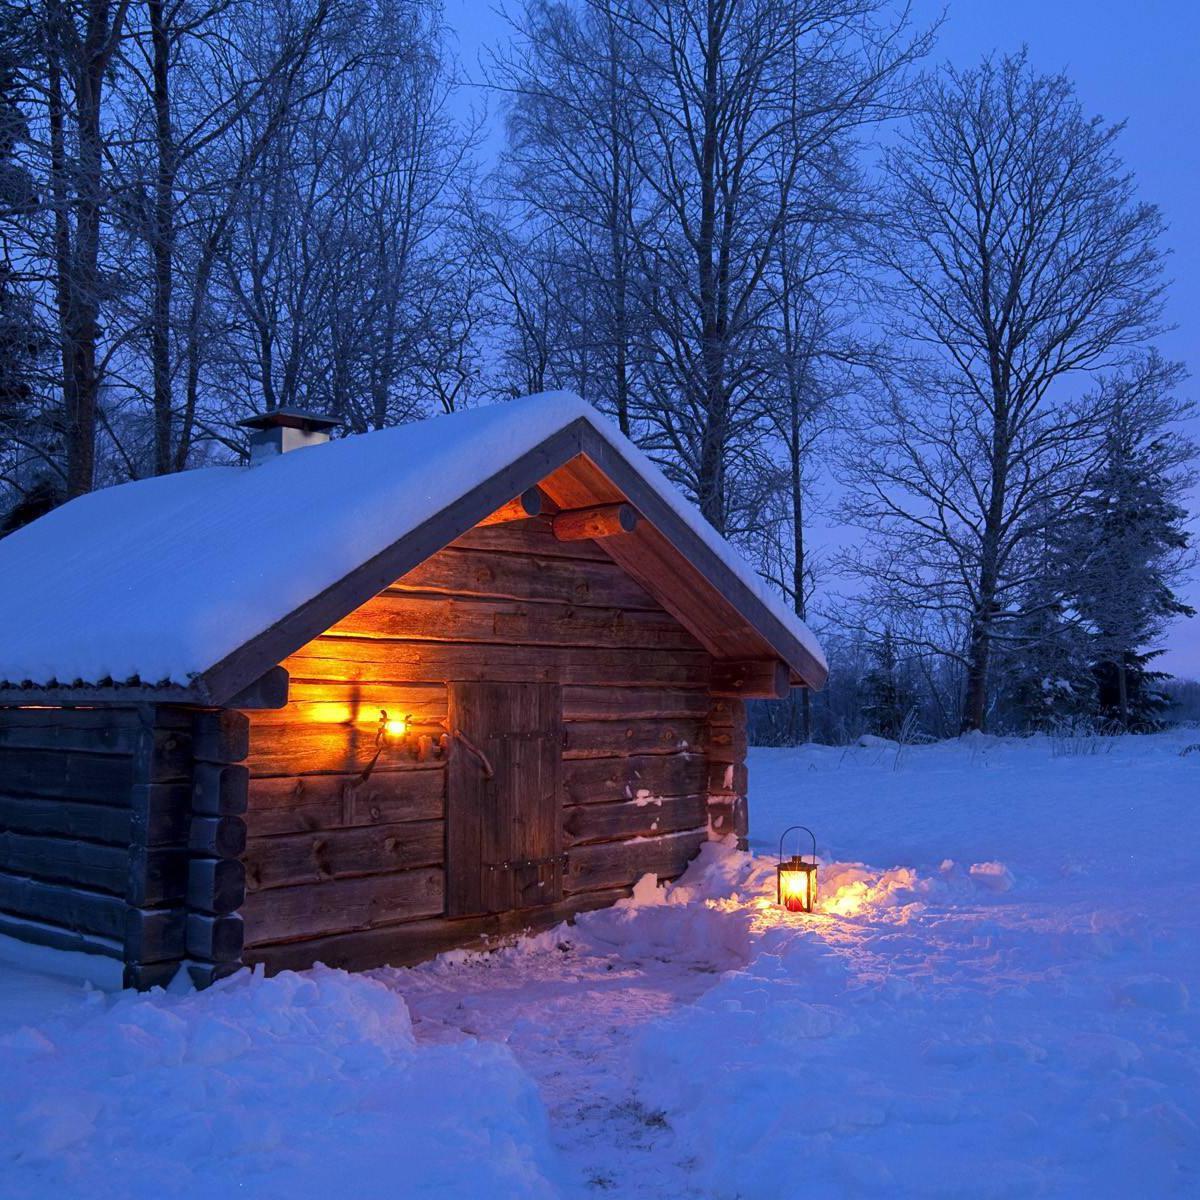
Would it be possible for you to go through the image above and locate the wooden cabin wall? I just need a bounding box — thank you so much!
[241,517,738,972]
[0,704,248,988]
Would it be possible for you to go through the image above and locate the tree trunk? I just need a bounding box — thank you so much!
[694,0,725,534]
[1116,655,1130,729]
[961,612,992,732]
[148,0,176,474]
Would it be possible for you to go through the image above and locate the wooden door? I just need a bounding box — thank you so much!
[446,682,563,916]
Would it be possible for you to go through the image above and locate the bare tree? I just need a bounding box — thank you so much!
[842,52,1169,730]
[218,0,467,434]
[126,0,338,472]
[610,0,925,533]
[40,0,133,496]
[491,0,654,435]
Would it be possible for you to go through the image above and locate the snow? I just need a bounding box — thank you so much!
[0,392,824,687]
[0,730,1197,1195]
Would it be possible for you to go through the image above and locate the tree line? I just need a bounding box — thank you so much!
[0,0,1194,738]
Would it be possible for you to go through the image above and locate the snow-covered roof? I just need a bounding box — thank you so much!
[0,393,826,700]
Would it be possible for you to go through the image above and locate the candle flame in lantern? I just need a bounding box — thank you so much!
[779,868,811,912]
[385,717,408,738]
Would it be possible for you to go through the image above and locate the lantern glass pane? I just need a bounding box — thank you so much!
[780,867,810,912]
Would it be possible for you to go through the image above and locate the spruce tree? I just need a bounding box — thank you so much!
[1062,357,1197,729]
[861,629,915,738]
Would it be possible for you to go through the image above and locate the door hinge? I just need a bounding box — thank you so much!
[485,853,569,873]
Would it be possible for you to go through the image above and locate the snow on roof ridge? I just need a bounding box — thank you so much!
[0,392,824,687]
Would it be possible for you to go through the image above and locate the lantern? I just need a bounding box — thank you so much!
[777,825,818,913]
[381,712,410,741]
[359,709,412,781]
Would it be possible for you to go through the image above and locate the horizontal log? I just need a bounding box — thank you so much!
[287,639,710,689]
[144,726,196,782]
[127,845,190,906]
[390,547,661,610]
[562,719,705,759]
[553,502,638,541]
[706,759,748,796]
[0,747,134,803]
[188,857,246,915]
[564,686,711,721]
[707,723,749,765]
[0,784,189,848]
[0,706,143,755]
[243,819,444,892]
[710,660,790,699]
[475,488,543,526]
[566,829,707,895]
[565,794,707,845]
[192,763,249,816]
[192,710,250,764]
[189,815,248,859]
[325,594,699,652]
[244,887,626,974]
[183,960,241,989]
[249,683,448,728]
[245,724,447,777]
[0,792,134,845]
[186,912,244,963]
[0,910,122,962]
[450,518,611,561]
[124,905,188,963]
[562,753,707,806]
[706,697,746,726]
[129,782,193,846]
[253,683,711,726]
[226,666,290,710]
[706,794,748,843]
[0,870,126,938]
[0,827,132,895]
[0,868,184,961]
[241,866,444,946]
[245,769,445,837]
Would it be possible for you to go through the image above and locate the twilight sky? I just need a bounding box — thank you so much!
[444,0,1200,677]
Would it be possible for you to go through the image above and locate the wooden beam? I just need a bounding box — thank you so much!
[196,425,591,706]
[475,487,544,526]
[243,886,626,974]
[187,857,246,915]
[226,666,289,710]
[710,659,790,699]
[566,829,706,894]
[186,913,244,962]
[548,433,830,689]
[192,763,249,816]
[552,502,638,541]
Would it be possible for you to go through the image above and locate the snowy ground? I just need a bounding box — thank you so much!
[1,730,1198,1197]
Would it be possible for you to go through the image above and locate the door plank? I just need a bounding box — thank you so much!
[446,682,563,917]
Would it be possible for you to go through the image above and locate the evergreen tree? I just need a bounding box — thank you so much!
[861,629,915,738]
[992,604,1097,730]
[1061,357,1197,729]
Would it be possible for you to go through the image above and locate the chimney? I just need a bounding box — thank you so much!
[238,408,340,465]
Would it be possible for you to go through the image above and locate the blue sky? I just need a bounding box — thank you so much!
[444,0,1200,676]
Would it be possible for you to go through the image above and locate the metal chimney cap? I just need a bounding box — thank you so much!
[238,407,340,434]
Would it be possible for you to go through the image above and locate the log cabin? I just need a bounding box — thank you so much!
[0,394,826,989]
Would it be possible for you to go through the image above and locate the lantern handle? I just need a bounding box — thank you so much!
[779,824,817,866]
